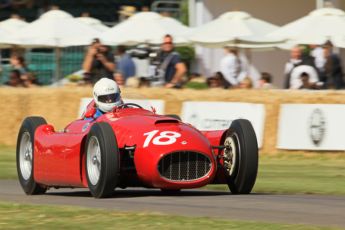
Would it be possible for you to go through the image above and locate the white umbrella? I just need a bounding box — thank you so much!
[0,18,28,34]
[188,11,283,48]
[269,7,345,48]
[76,17,109,32]
[100,12,190,45]
[0,27,14,48]
[40,9,74,19]
[0,18,28,47]
[7,10,98,47]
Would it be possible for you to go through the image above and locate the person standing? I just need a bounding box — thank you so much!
[82,38,115,84]
[220,47,245,88]
[155,34,187,88]
[323,42,344,89]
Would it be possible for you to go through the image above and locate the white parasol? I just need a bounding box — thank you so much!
[101,12,191,46]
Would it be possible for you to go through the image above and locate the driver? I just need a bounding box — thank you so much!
[85,78,123,119]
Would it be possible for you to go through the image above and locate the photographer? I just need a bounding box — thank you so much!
[156,34,186,88]
[82,38,115,84]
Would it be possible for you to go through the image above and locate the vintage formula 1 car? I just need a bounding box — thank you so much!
[16,101,258,198]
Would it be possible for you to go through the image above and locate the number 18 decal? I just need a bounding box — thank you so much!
[143,130,181,148]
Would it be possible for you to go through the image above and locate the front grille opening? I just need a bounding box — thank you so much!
[158,151,211,181]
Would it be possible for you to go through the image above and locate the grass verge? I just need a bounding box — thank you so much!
[0,145,16,179]
[0,202,341,230]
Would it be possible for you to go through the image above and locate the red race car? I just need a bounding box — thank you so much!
[16,101,258,198]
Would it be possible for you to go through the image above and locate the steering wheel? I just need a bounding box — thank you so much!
[118,103,143,109]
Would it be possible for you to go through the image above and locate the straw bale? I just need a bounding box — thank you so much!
[1,86,345,154]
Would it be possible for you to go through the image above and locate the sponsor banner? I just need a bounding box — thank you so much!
[181,101,265,148]
[78,97,165,117]
[277,104,345,151]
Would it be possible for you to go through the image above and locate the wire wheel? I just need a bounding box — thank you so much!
[19,132,33,181]
[223,133,239,177]
[87,136,102,186]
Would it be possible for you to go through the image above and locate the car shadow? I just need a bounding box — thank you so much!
[45,189,270,198]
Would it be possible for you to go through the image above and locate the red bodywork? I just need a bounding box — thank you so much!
[33,105,228,190]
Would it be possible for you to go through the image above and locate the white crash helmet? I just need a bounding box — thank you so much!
[93,78,122,113]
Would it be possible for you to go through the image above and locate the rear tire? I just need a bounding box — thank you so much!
[16,116,47,195]
[223,119,258,194]
[85,122,120,198]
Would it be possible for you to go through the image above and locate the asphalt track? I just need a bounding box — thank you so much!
[0,180,344,228]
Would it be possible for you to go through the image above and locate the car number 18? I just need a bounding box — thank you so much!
[143,130,181,148]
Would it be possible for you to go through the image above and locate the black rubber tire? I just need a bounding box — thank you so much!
[85,122,120,198]
[166,114,181,121]
[16,116,47,195]
[224,119,258,194]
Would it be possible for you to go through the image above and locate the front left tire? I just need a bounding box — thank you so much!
[222,119,258,194]
[16,116,47,195]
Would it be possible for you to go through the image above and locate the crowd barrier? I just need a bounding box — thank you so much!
[1,86,345,154]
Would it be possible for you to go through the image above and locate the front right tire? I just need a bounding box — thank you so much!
[85,122,120,198]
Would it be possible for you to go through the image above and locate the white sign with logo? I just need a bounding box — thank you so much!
[277,104,345,151]
[78,97,165,117]
[181,102,265,148]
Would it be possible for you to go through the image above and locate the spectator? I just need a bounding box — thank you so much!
[289,64,319,89]
[323,42,344,89]
[9,54,38,86]
[284,46,318,89]
[220,47,246,88]
[118,6,136,21]
[82,38,115,85]
[207,72,224,88]
[258,72,274,89]
[141,6,150,12]
[4,70,23,87]
[299,72,319,90]
[115,45,136,84]
[155,34,187,88]
[10,54,28,76]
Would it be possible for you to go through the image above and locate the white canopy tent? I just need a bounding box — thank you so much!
[269,7,345,48]
[0,18,28,48]
[100,12,191,46]
[76,17,109,32]
[0,27,14,48]
[187,11,283,48]
[0,18,28,34]
[4,10,98,47]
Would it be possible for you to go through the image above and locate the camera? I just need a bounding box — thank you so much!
[127,44,160,64]
[127,44,165,85]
